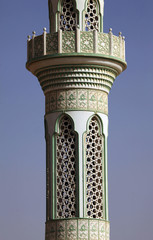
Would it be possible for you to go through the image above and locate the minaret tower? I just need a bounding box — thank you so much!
[26,0,127,239]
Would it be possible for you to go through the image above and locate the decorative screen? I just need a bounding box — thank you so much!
[56,115,76,218]
[86,116,103,219]
[60,0,77,31]
[85,0,99,31]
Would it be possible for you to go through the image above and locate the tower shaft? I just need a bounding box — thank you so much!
[26,1,127,239]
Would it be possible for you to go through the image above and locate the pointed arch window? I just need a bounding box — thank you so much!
[56,115,77,218]
[60,0,77,31]
[84,0,100,31]
[85,116,104,219]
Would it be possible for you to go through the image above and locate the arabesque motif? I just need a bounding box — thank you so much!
[62,31,75,53]
[46,33,58,54]
[81,31,93,53]
[34,35,43,57]
[113,35,120,57]
[98,33,109,55]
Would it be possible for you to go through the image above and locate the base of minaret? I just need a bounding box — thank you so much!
[45,219,110,240]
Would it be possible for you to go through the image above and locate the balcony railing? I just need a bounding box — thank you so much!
[27,28,125,62]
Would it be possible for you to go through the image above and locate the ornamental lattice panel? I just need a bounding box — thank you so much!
[85,0,99,31]
[60,0,77,31]
[85,116,104,219]
[56,115,77,218]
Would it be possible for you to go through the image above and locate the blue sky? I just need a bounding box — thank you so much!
[0,0,153,239]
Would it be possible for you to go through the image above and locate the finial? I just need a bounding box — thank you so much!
[32,31,36,37]
[109,28,112,33]
[119,32,122,36]
[27,35,31,41]
[77,25,80,29]
[43,27,47,32]
[122,36,125,40]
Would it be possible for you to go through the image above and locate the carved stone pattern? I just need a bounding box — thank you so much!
[45,219,110,240]
[37,66,117,94]
[46,33,58,54]
[56,115,76,219]
[81,32,93,53]
[78,219,88,240]
[60,0,77,31]
[67,220,77,240]
[62,31,75,53]
[45,89,108,115]
[113,35,120,57]
[45,221,56,240]
[57,221,65,239]
[98,33,109,55]
[27,32,125,62]
[34,35,43,58]
[90,220,98,240]
[99,221,106,240]
[85,0,99,31]
[86,116,103,219]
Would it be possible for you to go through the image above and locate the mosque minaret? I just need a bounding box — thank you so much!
[26,0,127,239]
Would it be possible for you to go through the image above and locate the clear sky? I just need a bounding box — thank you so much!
[0,0,153,239]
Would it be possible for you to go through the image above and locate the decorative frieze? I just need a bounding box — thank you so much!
[45,89,108,115]
[45,219,110,240]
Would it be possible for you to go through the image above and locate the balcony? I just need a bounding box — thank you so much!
[27,28,126,63]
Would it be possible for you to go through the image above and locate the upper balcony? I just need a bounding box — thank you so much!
[27,28,126,64]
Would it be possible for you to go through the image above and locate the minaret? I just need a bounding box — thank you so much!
[26,0,127,239]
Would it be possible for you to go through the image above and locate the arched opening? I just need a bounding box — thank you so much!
[60,0,78,31]
[85,115,104,219]
[84,0,100,31]
[56,114,77,218]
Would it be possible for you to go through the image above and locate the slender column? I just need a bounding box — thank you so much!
[109,28,113,55]
[58,29,62,54]
[32,31,36,58]
[43,27,47,55]
[76,27,80,53]
[119,32,122,58]
[27,35,31,61]
[93,30,98,53]
[122,36,126,60]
